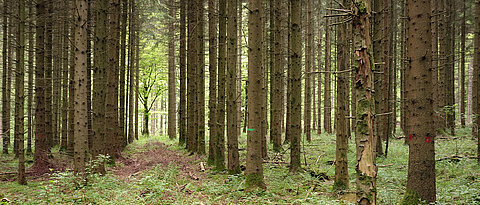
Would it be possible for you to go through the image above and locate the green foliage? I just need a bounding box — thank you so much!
[1,128,479,204]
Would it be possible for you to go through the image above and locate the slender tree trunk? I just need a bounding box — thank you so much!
[45,0,53,151]
[303,0,312,142]
[323,0,332,134]
[445,0,455,135]
[207,0,217,166]
[460,0,466,128]
[128,0,136,144]
[119,0,128,145]
[167,0,177,140]
[2,0,10,155]
[317,1,322,135]
[271,0,285,151]
[352,1,376,203]
[403,0,436,202]
[438,0,447,132]
[373,0,385,156]
[333,0,348,191]
[215,0,226,170]
[473,0,480,164]
[245,0,265,190]
[236,0,242,138]
[27,0,34,154]
[179,0,187,146]
[134,24,140,140]
[16,0,26,185]
[289,0,301,173]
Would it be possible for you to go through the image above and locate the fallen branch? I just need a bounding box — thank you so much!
[377,164,394,168]
[200,162,205,172]
[188,171,199,180]
[436,155,478,162]
[263,160,288,165]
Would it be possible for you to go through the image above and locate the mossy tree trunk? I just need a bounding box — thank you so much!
[352,0,376,204]
[403,0,436,203]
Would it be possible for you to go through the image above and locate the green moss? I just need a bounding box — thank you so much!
[245,173,265,191]
[332,181,348,192]
[401,189,424,205]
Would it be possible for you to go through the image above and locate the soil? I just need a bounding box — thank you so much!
[112,141,207,182]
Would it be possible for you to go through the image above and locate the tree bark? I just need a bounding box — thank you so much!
[403,0,436,202]
[119,0,128,145]
[289,0,301,173]
[16,0,26,185]
[460,0,466,128]
[303,0,312,142]
[245,0,265,190]
[179,0,187,146]
[187,0,198,153]
[333,0,348,191]
[473,0,480,164]
[26,0,34,154]
[207,0,218,166]
[73,0,88,177]
[168,0,177,140]
[227,0,239,173]
[2,0,10,154]
[323,0,332,134]
[352,0,376,203]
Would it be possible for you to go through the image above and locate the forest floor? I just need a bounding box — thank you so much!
[1,127,480,204]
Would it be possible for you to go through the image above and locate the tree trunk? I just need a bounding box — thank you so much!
[119,0,128,145]
[196,0,206,154]
[403,0,436,202]
[333,0,348,191]
[303,0,312,142]
[227,0,239,173]
[474,0,480,164]
[460,0,466,128]
[33,0,49,172]
[2,0,10,154]
[236,0,242,138]
[26,0,34,154]
[207,0,217,166]
[135,26,140,140]
[187,0,198,153]
[323,0,332,134]
[352,0,376,203]
[128,0,136,144]
[271,0,285,151]
[289,0,301,173]
[168,0,177,140]
[68,0,76,156]
[373,0,385,156]
[179,0,187,146]
[215,0,227,170]
[73,0,88,176]
[245,0,265,190]
[45,0,53,151]
[317,1,322,135]
[16,0,26,185]
[438,0,447,132]
[445,0,455,135]
[92,0,108,172]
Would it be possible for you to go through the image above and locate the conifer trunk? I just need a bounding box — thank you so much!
[289,0,301,173]
[179,0,187,146]
[16,0,26,185]
[168,0,177,140]
[207,0,217,165]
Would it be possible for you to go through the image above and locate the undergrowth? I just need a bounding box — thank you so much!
[0,127,479,204]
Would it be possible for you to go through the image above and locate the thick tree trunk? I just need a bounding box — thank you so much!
[245,0,265,190]
[352,1,376,203]
[45,0,53,151]
[73,0,88,176]
[403,0,436,203]
[271,0,285,151]
[33,0,49,172]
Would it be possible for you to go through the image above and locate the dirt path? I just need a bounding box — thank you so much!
[112,141,207,182]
